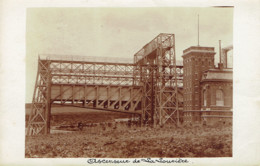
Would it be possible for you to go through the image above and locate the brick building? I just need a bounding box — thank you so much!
[182,46,233,125]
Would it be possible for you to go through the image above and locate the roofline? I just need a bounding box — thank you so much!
[182,50,216,57]
[207,69,233,73]
[201,79,233,83]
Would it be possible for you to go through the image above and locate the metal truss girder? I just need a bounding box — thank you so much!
[48,61,135,86]
[51,84,142,113]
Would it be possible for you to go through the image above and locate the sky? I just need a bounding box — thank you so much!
[26,7,233,103]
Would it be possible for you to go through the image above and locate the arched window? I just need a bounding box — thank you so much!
[203,90,207,106]
[216,89,224,106]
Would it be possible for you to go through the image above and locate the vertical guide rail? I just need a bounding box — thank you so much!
[27,57,51,135]
[45,59,52,134]
[173,36,179,126]
[156,35,164,126]
[155,34,179,126]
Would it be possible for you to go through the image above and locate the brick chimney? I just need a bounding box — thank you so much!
[218,63,224,70]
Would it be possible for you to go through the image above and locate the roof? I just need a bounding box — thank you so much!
[201,68,233,82]
[182,46,216,57]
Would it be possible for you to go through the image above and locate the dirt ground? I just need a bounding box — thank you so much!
[25,124,232,158]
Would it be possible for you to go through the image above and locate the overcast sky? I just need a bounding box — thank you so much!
[26,7,233,103]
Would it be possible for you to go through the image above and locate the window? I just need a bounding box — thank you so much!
[216,89,224,106]
[203,90,207,106]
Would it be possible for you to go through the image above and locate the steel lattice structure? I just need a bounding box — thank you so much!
[134,33,182,126]
[27,33,183,135]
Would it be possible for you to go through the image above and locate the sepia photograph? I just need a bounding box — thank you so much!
[25,7,234,158]
[1,0,260,165]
